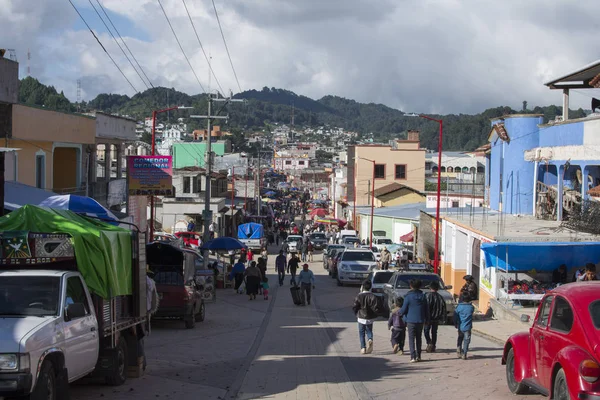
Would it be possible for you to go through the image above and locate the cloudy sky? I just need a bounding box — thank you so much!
[2,0,599,114]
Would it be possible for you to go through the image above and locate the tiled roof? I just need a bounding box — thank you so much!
[370,182,423,198]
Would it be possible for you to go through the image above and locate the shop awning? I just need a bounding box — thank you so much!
[400,231,414,242]
[481,242,600,272]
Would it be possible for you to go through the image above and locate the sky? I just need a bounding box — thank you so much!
[1,0,600,114]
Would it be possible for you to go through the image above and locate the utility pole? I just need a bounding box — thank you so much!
[190,94,242,267]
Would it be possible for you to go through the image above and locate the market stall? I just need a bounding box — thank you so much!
[482,241,600,307]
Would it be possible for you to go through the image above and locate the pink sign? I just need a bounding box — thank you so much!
[127,156,173,196]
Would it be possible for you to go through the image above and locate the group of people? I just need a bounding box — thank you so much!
[229,250,270,301]
[353,276,477,362]
[275,250,315,305]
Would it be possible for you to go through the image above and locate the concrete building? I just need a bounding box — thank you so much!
[425,192,485,209]
[426,151,485,176]
[274,155,310,171]
[348,131,426,207]
[192,125,231,141]
[356,203,426,244]
[172,141,231,169]
[370,182,425,208]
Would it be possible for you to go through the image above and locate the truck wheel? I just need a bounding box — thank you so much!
[29,360,56,400]
[195,302,205,322]
[105,339,128,386]
[506,348,528,394]
[185,307,196,329]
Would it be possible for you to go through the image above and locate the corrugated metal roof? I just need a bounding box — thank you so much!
[356,202,427,220]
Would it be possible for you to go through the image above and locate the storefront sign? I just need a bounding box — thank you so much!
[127,156,173,196]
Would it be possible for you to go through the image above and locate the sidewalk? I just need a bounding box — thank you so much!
[472,318,531,345]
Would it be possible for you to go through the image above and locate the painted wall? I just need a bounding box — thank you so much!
[172,142,228,169]
[539,121,583,147]
[0,58,18,104]
[52,147,77,190]
[94,113,137,141]
[376,190,425,207]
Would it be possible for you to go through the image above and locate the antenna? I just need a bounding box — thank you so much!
[27,48,30,76]
[76,79,82,112]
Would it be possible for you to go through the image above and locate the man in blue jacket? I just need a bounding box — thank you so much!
[454,292,475,359]
[399,279,429,363]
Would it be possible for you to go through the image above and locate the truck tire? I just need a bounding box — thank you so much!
[185,307,196,329]
[195,302,205,322]
[105,339,128,386]
[29,360,57,400]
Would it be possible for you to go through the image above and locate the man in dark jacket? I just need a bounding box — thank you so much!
[461,275,478,301]
[399,279,429,362]
[424,281,446,353]
[352,280,380,355]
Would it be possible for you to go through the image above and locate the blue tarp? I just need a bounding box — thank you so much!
[481,242,600,272]
[237,223,264,240]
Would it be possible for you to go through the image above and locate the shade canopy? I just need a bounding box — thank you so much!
[201,237,247,251]
[481,241,600,272]
[309,208,328,218]
[399,231,414,242]
[39,195,118,223]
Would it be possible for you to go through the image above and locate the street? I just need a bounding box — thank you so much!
[70,251,544,400]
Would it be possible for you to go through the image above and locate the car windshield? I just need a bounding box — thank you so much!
[590,300,600,329]
[342,251,375,262]
[327,246,344,254]
[311,233,326,239]
[378,239,393,244]
[0,276,61,316]
[373,272,394,284]
[344,238,360,244]
[394,274,444,289]
[288,236,302,242]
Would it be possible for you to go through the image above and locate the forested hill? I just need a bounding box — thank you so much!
[18,78,587,151]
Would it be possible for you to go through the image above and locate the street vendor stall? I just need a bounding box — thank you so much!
[482,241,600,307]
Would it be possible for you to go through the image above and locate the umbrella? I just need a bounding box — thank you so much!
[39,195,118,223]
[315,218,339,225]
[336,218,348,228]
[201,237,247,251]
[309,208,328,218]
[264,191,277,197]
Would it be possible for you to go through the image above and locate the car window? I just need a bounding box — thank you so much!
[373,272,394,284]
[535,296,554,327]
[549,296,574,333]
[311,233,326,239]
[65,276,90,315]
[367,272,373,282]
[394,274,443,289]
[342,251,375,262]
[589,301,600,329]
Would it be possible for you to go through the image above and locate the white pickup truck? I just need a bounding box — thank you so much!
[0,206,147,399]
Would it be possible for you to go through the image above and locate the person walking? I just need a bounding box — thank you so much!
[352,280,380,354]
[275,250,287,286]
[297,263,315,306]
[261,247,269,264]
[424,281,446,353]
[455,292,475,360]
[244,261,262,300]
[229,258,246,294]
[288,253,300,286]
[209,221,216,240]
[388,297,406,354]
[257,257,267,295]
[380,247,392,270]
[399,279,429,363]
[307,241,314,262]
[301,239,309,262]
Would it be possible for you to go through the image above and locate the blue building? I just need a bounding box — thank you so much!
[485,59,600,221]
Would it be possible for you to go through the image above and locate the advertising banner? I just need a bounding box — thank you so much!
[127,156,173,196]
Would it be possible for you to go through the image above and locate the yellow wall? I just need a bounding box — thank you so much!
[354,145,425,206]
[52,147,77,190]
[478,289,493,314]
[8,139,53,189]
[12,104,95,144]
[376,190,425,207]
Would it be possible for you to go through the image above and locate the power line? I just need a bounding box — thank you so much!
[181,0,224,95]
[95,0,155,89]
[157,0,207,93]
[67,0,138,93]
[211,0,242,93]
[87,0,149,90]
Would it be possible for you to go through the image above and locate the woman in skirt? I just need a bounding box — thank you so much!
[244,261,262,300]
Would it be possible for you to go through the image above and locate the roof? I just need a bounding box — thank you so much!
[356,202,427,220]
[545,59,600,89]
[488,123,510,143]
[370,182,424,198]
[4,181,56,210]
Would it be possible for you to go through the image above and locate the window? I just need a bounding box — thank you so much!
[192,177,199,193]
[183,177,191,193]
[35,154,45,188]
[299,161,305,165]
[285,160,292,165]
[374,164,385,179]
[452,201,459,208]
[590,301,600,329]
[65,277,90,315]
[535,296,554,327]
[550,297,574,332]
[395,164,407,180]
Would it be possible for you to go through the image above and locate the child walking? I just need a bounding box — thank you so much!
[454,292,475,359]
[262,276,270,300]
[388,297,406,354]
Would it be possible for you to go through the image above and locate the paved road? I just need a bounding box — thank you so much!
[71,251,545,400]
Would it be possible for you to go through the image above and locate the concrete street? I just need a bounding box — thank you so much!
[70,251,545,400]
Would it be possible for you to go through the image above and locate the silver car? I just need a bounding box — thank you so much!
[323,244,345,269]
[365,270,395,316]
[382,271,455,322]
[336,249,378,286]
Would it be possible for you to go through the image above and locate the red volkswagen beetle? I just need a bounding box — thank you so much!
[502,282,600,399]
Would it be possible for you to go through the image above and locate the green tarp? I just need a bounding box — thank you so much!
[0,205,132,298]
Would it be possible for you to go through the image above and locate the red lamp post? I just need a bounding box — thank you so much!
[419,115,443,275]
[231,166,235,236]
[358,157,376,247]
[149,106,192,240]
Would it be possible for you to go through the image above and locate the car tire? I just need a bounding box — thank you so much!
[505,348,528,395]
[553,369,569,400]
[105,339,128,386]
[195,302,206,322]
[30,360,57,400]
[185,307,196,329]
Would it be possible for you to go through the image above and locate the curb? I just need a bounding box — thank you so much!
[471,327,506,346]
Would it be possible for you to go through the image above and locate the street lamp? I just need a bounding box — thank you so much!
[358,157,376,248]
[418,115,443,275]
[149,105,193,240]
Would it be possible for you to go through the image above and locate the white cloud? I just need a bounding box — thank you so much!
[0,0,599,113]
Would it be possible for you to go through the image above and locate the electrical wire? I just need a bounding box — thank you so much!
[158,0,207,93]
[95,0,155,89]
[211,0,242,93]
[181,0,224,96]
[67,0,138,93]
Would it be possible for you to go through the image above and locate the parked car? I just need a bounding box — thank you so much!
[363,246,382,263]
[324,245,345,269]
[174,231,202,248]
[364,270,395,316]
[147,243,206,329]
[372,237,394,251]
[286,235,303,253]
[503,282,600,399]
[309,232,328,250]
[382,270,454,321]
[154,231,177,242]
[329,250,345,278]
[336,249,378,286]
[342,236,362,248]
